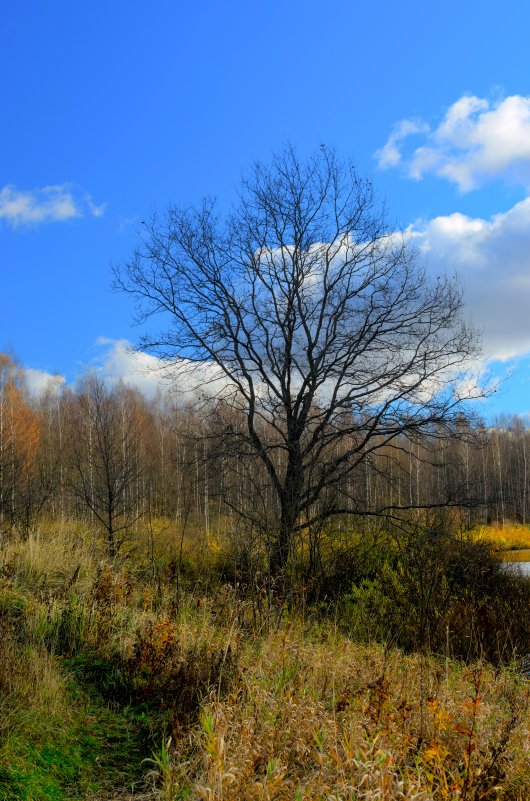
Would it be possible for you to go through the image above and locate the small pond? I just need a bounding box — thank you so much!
[499,549,530,577]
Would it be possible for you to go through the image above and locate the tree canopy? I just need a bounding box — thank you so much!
[116,146,483,575]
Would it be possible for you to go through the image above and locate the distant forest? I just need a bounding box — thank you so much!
[1,352,528,556]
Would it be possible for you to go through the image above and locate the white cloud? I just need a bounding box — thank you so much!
[408,196,530,360]
[22,340,227,402]
[93,338,225,400]
[375,119,430,169]
[377,94,530,191]
[23,190,530,402]
[24,368,66,396]
[96,191,530,394]
[92,338,174,398]
[0,184,106,228]
[85,195,107,218]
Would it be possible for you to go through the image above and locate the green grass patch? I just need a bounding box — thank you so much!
[0,651,153,801]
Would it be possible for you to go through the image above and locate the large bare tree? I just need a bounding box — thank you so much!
[116,147,482,576]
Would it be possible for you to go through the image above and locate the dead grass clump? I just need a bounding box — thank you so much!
[0,622,67,746]
[122,615,239,720]
[0,524,98,597]
[165,624,530,800]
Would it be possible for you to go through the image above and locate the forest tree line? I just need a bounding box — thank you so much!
[1,352,528,557]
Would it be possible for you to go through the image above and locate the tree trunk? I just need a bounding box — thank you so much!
[269,453,302,579]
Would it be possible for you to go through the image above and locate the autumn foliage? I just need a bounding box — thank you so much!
[0,353,42,531]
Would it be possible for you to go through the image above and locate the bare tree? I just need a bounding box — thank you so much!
[66,376,145,558]
[116,146,483,576]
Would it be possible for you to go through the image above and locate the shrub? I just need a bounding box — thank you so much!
[339,523,530,661]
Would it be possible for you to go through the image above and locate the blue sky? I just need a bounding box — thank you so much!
[2,0,530,417]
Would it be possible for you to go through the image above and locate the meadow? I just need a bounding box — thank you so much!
[0,519,529,801]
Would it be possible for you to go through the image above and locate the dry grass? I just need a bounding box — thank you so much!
[0,631,67,743]
[473,523,530,552]
[1,523,530,800]
[0,521,100,595]
[154,623,529,801]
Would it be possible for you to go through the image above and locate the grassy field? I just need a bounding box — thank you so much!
[473,523,530,552]
[0,522,529,800]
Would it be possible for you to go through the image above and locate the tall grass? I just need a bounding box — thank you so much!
[473,522,530,551]
[179,625,530,800]
[0,521,529,799]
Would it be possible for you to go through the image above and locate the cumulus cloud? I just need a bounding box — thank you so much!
[24,368,66,396]
[22,340,226,401]
[377,94,530,191]
[408,196,530,361]
[93,338,225,400]
[95,191,530,394]
[92,338,175,399]
[0,184,106,228]
[23,190,530,401]
[375,119,430,169]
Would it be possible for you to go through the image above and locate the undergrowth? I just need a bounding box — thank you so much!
[0,521,528,799]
